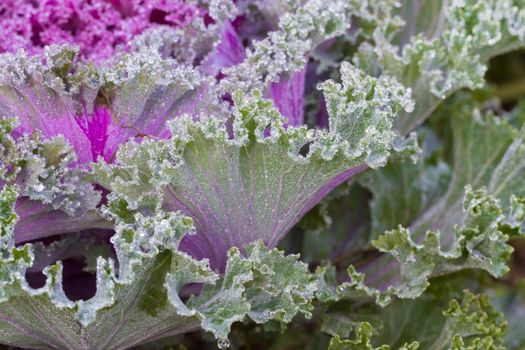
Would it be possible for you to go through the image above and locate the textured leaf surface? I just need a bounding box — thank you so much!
[490,282,525,349]
[327,289,506,350]
[353,0,525,134]
[94,64,412,270]
[0,117,106,244]
[0,189,315,349]
[325,98,525,301]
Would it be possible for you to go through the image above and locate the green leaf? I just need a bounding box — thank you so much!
[1,197,316,349]
[0,209,204,350]
[220,0,368,93]
[328,323,418,350]
[350,97,525,300]
[168,240,316,346]
[94,73,412,270]
[371,186,512,295]
[359,136,451,239]
[319,61,414,168]
[362,96,525,240]
[326,290,506,350]
[0,116,101,212]
[0,116,108,243]
[489,281,525,349]
[299,184,372,265]
[441,292,507,350]
[353,0,525,134]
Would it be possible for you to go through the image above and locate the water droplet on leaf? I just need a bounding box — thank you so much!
[217,338,230,349]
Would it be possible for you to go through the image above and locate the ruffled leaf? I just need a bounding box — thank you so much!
[372,187,512,297]
[94,65,412,270]
[219,0,362,93]
[1,195,315,349]
[349,98,525,300]
[0,45,204,163]
[319,62,414,168]
[167,240,316,346]
[328,323,418,350]
[490,282,525,349]
[327,290,506,350]
[0,116,106,243]
[353,0,525,133]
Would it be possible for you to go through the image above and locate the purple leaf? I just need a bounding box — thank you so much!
[267,67,307,126]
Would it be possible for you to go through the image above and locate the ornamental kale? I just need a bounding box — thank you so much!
[1,1,525,349]
[0,0,200,61]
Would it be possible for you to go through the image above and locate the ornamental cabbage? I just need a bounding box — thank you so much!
[1,1,525,349]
